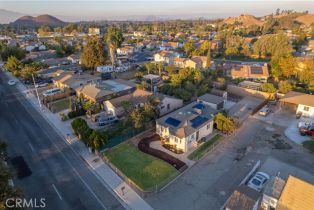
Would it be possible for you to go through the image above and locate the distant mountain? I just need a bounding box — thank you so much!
[11,14,65,27]
[0,9,26,24]
[223,14,263,27]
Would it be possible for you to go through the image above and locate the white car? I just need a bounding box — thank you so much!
[7,80,16,86]
[298,121,314,128]
[247,172,270,192]
[42,88,61,97]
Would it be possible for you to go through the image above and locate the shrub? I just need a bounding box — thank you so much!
[68,108,86,119]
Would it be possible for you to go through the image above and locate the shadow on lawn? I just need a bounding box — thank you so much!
[138,134,187,171]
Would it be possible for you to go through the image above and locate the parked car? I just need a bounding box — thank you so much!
[7,80,16,86]
[259,106,270,116]
[98,115,118,126]
[42,88,61,97]
[247,172,270,192]
[298,121,314,129]
[299,125,314,136]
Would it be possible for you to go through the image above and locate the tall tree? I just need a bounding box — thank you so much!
[205,48,211,69]
[4,56,21,76]
[80,36,106,70]
[105,26,124,68]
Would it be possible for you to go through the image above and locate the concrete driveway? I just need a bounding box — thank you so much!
[284,120,311,144]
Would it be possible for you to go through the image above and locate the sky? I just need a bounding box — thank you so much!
[1,1,314,22]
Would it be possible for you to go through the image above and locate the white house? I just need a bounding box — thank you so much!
[96,65,114,73]
[197,93,225,110]
[280,91,314,118]
[156,101,217,152]
[154,51,179,64]
[260,176,286,210]
[117,46,135,56]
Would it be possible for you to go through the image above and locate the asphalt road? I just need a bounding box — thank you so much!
[0,71,124,210]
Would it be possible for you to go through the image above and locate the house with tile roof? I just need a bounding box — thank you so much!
[225,63,269,81]
[156,100,217,152]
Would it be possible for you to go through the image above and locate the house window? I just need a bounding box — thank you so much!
[207,124,211,130]
[304,106,310,112]
[167,104,170,110]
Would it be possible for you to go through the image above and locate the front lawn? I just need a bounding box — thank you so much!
[303,140,314,152]
[49,97,71,113]
[188,134,222,160]
[104,143,179,191]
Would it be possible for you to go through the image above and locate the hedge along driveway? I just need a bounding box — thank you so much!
[188,134,222,161]
[104,143,179,192]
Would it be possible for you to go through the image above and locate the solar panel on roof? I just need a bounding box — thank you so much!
[190,116,209,128]
[193,103,205,109]
[165,117,181,127]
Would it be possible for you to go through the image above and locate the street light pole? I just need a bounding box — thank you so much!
[32,73,42,108]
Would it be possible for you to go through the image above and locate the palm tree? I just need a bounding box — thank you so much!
[105,26,124,69]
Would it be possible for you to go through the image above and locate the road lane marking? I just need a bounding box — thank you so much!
[28,142,35,152]
[52,184,63,200]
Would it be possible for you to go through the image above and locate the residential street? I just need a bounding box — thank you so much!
[0,71,124,210]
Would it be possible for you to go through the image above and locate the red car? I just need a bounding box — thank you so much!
[299,126,314,136]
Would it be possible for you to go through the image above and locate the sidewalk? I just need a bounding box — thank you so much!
[4,71,153,210]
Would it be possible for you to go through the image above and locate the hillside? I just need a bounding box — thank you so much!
[295,14,314,26]
[223,14,263,26]
[12,14,65,26]
[0,9,25,24]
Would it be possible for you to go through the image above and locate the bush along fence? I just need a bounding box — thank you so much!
[71,118,107,152]
[188,134,222,161]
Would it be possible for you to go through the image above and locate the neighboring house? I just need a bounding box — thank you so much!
[280,91,314,118]
[155,93,183,116]
[96,65,114,73]
[276,175,314,210]
[133,31,147,37]
[174,56,212,70]
[224,185,261,210]
[154,51,179,64]
[225,63,269,81]
[159,41,181,50]
[117,46,135,56]
[88,27,103,36]
[25,50,57,60]
[53,72,99,90]
[76,79,136,104]
[197,93,225,110]
[103,89,152,117]
[260,176,286,210]
[156,100,217,152]
[211,89,228,103]
[67,53,81,64]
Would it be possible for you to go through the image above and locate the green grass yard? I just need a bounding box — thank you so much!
[188,134,222,161]
[104,143,179,191]
[49,97,72,113]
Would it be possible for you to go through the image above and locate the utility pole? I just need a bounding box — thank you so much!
[32,73,42,108]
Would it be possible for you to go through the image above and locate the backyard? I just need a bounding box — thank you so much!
[104,143,179,192]
[188,134,222,160]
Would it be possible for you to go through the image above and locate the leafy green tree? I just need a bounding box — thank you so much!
[0,46,26,61]
[261,83,276,93]
[120,100,132,114]
[20,66,37,80]
[80,36,106,70]
[183,39,196,57]
[4,56,21,76]
[105,26,124,68]
[88,130,108,151]
[215,113,236,134]
[278,80,293,94]
[145,62,155,74]
[38,25,51,36]
[205,48,211,69]
[130,108,145,128]
[165,64,175,75]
